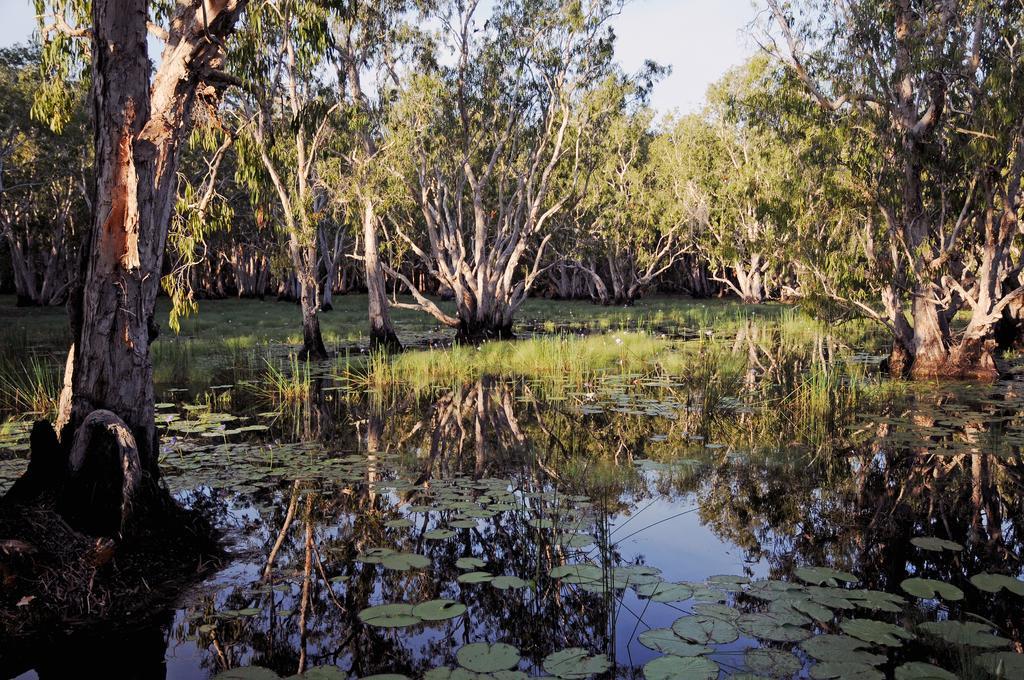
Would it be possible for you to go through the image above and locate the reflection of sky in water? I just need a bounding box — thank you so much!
[8,365,1024,678]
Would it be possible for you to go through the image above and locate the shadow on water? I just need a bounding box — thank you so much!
[2,315,1023,678]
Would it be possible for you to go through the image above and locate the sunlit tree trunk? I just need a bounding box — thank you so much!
[58,0,245,479]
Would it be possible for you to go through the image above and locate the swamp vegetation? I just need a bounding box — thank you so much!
[0,0,1022,678]
[1,296,1023,678]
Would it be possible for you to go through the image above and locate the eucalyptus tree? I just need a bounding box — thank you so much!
[331,1,427,351]
[692,58,805,305]
[232,0,341,359]
[764,0,1024,378]
[572,79,703,305]
[0,45,90,307]
[24,0,247,527]
[383,0,623,342]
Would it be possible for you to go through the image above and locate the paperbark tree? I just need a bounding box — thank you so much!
[573,94,702,305]
[31,0,247,508]
[383,0,622,342]
[332,1,414,352]
[765,0,1024,378]
[233,0,337,359]
[0,46,89,307]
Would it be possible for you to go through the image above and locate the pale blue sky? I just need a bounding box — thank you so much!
[0,0,758,114]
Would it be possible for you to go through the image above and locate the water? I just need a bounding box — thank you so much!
[1,311,1023,679]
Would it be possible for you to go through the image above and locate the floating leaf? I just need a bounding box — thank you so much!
[809,662,884,680]
[738,612,811,642]
[357,604,420,628]
[795,566,859,587]
[691,603,740,622]
[900,578,963,601]
[637,628,712,656]
[457,571,494,584]
[456,643,520,673]
[893,662,957,680]
[380,553,431,572]
[791,598,834,623]
[491,576,529,590]
[642,655,718,680]
[970,573,1024,596]
[455,557,487,571]
[745,649,800,677]
[424,529,456,540]
[800,635,885,666]
[845,589,906,613]
[385,518,413,529]
[918,621,1011,648]
[671,614,739,645]
[542,648,610,679]
[841,619,913,647]
[411,599,466,621]
[978,651,1024,678]
[910,537,963,552]
[634,581,693,602]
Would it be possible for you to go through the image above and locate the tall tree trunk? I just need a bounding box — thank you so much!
[290,240,328,360]
[54,0,245,488]
[362,198,400,352]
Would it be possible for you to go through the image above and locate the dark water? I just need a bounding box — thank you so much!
[2,324,1024,679]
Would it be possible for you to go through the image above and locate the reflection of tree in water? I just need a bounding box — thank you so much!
[695,389,1024,651]
[170,362,1024,675]
[176,379,645,677]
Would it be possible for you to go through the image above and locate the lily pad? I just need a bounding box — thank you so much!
[893,662,958,680]
[456,557,487,571]
[809,662,884,680]
[456,643,520,673]
[795,566,859,587]
[457,571,494,584]
[910,537,963,552]
[900,578,963,601]
[411,599,466,621]
[978,651,1024,678]
[634,581,694,602]
[358,604,420,628]
[380,553,431,571]
[745,649,800,677]
[970,573,1024,596]
[642,655,718,680]
[918,620,1011,648]
[671,614,739,645]
[490,575,529,590]
[637,628,712,656]
[800,635,886,666]
[841,619,913,647]
[737,612,811,642]
[542,648,610,679]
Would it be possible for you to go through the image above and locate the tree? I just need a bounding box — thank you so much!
[571,78,703,305]
[0,45,89,307]
[764,0,1024,378]
[233,0,338,359]
[702,61,804,304]
[383,0,622,342]
[25,0,247,529]
[332,1,421,352]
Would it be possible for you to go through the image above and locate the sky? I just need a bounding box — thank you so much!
[0,0,758,115]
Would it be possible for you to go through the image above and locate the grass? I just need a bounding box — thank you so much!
[351,331,674,393]
[258,353,313,404]
[0,355,60,417]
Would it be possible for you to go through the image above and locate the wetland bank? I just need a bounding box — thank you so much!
[1,296,1022,679]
